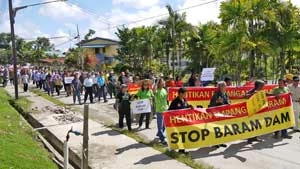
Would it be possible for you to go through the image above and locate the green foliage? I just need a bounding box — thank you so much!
[0,88,58,169]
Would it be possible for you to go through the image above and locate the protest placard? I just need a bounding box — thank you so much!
[64,77,74,84]
[132,99,151,114]
[201,68,216,81]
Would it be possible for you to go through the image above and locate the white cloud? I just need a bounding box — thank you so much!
[38,1,88,21]
[180,0,225,25]
[112,0,160,9]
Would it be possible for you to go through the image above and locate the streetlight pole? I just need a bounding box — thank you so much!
[8,0,18,99]
[8,0,67,99]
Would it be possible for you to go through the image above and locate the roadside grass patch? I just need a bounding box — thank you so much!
[0,88,58,169]
[31,88,65,106]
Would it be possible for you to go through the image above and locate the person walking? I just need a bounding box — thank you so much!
[84,73,94,104]
[153,79,168,144]
[288,76,300,132]
[21,71,29,92]
[97,71,108,102]
[72,73,82,105]
[53,72,62,96]
[115,84,132,131]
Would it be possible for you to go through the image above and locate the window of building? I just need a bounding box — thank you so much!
[95,48,100,54]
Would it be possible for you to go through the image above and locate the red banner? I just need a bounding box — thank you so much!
[164,93,291,128]
[168,85,277,101]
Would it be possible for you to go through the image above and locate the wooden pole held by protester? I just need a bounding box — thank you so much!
[82,104,89,169]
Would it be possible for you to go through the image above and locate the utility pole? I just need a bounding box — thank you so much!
[76,24,83,70]
[82,104,89,169]
[8,0,18,99]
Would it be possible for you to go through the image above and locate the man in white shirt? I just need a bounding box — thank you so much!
[288,76,300,132]
[84,73,94,104]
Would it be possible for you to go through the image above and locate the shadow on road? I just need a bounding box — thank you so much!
[115,143,147,155]
[134,153,170,165]
[92,129,120,136]
[191,134,288,162]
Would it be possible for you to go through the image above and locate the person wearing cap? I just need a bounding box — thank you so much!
[83,73,94,104]
[153,78,168,145]
[115,84,132,131]
[272,78,292,139]
[208,81,229,148]
[288,76,300,132]
[168,87,192,155]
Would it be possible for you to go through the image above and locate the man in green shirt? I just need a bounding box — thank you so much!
[272,78,292,139]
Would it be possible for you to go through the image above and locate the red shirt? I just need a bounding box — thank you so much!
[175,80,184,87]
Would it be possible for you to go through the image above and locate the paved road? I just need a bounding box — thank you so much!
[50,87,300,169]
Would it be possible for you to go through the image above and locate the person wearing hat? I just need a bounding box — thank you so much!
[115,84,132,131]
[288,75,300,132]
[285,74,293,86]
[168,87,192,155]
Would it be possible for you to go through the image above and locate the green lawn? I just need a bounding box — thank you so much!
[0,88,58,169]
[30,88,65,106]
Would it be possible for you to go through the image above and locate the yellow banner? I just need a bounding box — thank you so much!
[246,90,268,116]
[163,94,294,149]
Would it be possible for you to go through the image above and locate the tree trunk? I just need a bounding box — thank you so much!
[250,50,255,77]
[280,49,285,78]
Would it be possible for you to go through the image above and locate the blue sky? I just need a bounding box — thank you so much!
[0,0,299,52]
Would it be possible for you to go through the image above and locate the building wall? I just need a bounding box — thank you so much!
[105,45,118,56]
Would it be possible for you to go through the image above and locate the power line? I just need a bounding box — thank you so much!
[102,0,220,30]
[66,0,110,25]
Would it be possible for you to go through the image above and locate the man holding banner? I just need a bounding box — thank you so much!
[245,80,265,144]
[208,81,229,148]
[272,78,292,139]
[168,87,192,155]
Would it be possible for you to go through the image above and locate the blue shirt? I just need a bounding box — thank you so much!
[97,76,105,86]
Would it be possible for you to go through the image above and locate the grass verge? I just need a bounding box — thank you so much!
[0,88,58,169]
[30,88,65,106]
[107,125,213,169]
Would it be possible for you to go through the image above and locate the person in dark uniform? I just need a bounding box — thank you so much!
[208,81,229,148]
[115,84,132,131]
[168,87,192,155]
